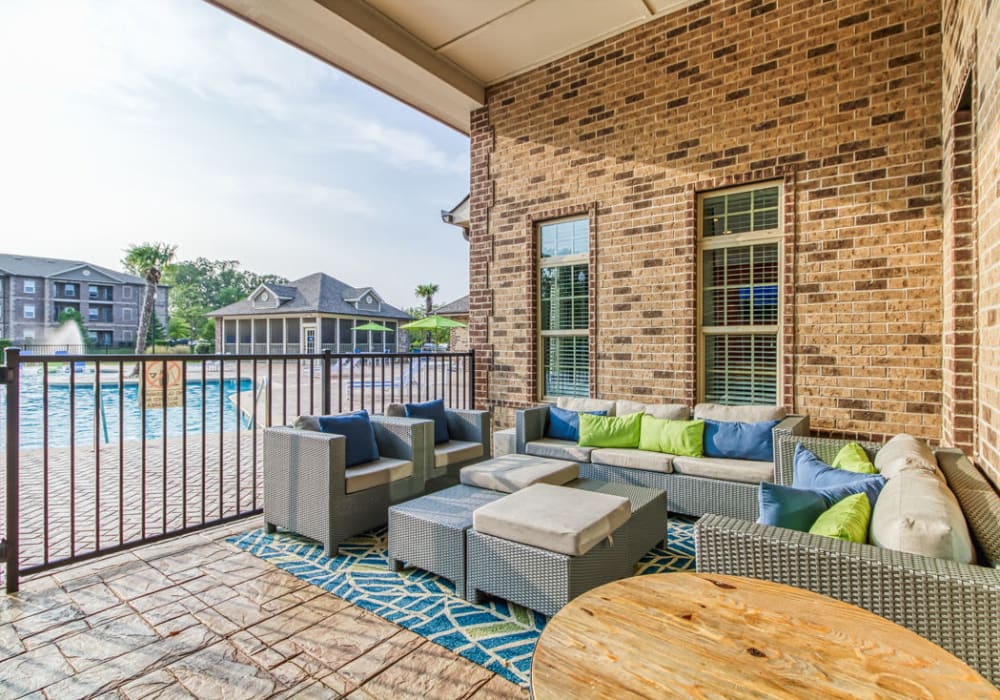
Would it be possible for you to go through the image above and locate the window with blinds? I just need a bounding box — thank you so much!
[539,217,589,398]
[699,184,781,405]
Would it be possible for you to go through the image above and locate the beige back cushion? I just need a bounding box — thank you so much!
[385,403,406,418]
[874,433,940,480]
[556,397,617,416]
[616,400,689,420]
[870,471,976,564]
[693,403,786,423]
[293,415,322,432]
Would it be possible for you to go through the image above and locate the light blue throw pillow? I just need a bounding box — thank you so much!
[793,444,885,491]
[546,405,607,442]
[758,477,887,531]
[703,419,780,461]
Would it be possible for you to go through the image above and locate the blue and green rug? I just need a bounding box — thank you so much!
[229,517,695,687]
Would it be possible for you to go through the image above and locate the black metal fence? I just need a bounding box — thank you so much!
[0,348,474,592]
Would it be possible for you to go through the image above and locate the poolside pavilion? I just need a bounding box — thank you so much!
[2,0,999,696]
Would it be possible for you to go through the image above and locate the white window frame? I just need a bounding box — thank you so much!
[697,182,783,405]
[123,307,133,322]
[23,280,35,294]
[123,286,133,299]
[23,304,35,319]
[538,215,590,400]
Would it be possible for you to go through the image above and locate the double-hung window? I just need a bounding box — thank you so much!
[539,217,589,398]
[699,184,782,404]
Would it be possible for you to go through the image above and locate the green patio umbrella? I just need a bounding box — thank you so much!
[353,321,394,332]
[400,315,466,331]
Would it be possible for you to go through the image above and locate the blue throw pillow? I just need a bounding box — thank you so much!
[318,410,379,468]
[703,419,780,461]
[793,444,885,489]
[546,405,607,441]
[404,398,450,444]
[758,477,887,531]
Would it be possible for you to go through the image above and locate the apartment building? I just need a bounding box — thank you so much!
[0,253,168,347]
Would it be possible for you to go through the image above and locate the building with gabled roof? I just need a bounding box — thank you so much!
[0,252,168,348]
[207,272,412,354]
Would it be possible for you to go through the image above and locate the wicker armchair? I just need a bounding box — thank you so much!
[263,415,433,556]
[695,433,1000,685]
[385,403,491,487]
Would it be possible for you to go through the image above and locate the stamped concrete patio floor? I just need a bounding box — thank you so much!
[0,516,527,699]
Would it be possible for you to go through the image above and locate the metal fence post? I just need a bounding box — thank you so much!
[322,349,332,415]
[3,347,20,593]
[468,348,476,410]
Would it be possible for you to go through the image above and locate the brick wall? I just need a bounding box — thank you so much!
[470,0,946,441]
[942,0,1000,488]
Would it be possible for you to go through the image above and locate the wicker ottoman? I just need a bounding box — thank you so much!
[467,482,667,617]
[387,485,504,598]
[389,455,581,599]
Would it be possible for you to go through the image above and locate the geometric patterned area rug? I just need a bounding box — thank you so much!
[229,517,695,688]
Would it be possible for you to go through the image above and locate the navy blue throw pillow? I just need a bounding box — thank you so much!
[703,419,780,461]
[546,405,607,442]
[404,398,450,444]
[318,410,379,468]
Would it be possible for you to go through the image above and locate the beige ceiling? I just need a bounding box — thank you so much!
[209,0,701,133]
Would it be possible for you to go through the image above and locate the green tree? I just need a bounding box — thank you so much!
[146,311,167,349]
[414,283,440,344]
[162,258,285,343]
[122,242,177,355]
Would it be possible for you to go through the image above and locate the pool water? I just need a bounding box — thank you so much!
[1,376,254,450]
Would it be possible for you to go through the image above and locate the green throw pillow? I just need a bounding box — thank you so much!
[808,492,871,543]
[579,412,642,448]
[831,442,878,474]
[639,415,704,457]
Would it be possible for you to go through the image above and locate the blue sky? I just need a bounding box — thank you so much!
[0,0,471,310]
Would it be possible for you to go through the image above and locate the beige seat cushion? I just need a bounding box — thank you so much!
[525,438,595,463]
[555,397,617,416]
[435,440,484,468]
[345,458,414,494]
[473,484,630,557]
[460,454,579,493]
[874,433,940,480]
[672,456,774,485]
[870,471,976,563]
[616,400,689,421]
[693,403,787,423]
[591,448,673,474]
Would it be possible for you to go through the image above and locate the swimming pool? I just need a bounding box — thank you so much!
[0,376,254,450]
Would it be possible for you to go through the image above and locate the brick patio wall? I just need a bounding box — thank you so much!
[942,0,1000,488]
[469,0,947,445]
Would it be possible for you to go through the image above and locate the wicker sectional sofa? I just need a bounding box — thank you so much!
[515,399,809,520]
[695,433,1000,686]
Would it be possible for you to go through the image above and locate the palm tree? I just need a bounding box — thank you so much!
[414,283,440,344]
[123,242,177,355]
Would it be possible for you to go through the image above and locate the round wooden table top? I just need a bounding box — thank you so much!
[530,573,999,699]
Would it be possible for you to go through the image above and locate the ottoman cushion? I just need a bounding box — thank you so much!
[472,484,630,557]
[460,455,579,493]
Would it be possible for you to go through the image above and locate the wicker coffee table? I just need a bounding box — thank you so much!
[388,477,667,605]
[388,484,505,598]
